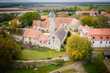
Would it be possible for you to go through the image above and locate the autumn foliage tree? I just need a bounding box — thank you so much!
[9,18,20,30]
[8,18,23,35]
[66,35,92,61]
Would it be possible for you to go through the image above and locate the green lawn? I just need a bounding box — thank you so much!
[62,69,77,73]
[9,48,64,73]
[36,64,62,73]
[20,49,64,60]
[8,69,36,73]
[83,62,109,73]
[8,63,62,73]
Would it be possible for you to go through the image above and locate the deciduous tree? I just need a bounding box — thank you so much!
[0,31,22,69]
[20,12,40,27]
[66,35,92,61]
[80,16,109,28]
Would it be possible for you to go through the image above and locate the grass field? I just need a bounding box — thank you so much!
[8,62,63,73]
[8,48,64,73]
[83,62,109,73]
[20,48,64,60]
[8,64,61,73]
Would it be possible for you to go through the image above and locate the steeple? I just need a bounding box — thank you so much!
[49,10,56,34]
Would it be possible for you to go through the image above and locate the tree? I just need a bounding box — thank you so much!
[66,35,92,61]
[80,16,95,26]
[9,18,20,30]
[8,18,22,34]
[20,12,40,27]
[80,16,109,28]
[0,31,22,69]
[66,6,80,11]
[0,13,16,27]
[0,13,15,23]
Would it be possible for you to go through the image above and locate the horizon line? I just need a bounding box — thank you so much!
[0,1,110,3]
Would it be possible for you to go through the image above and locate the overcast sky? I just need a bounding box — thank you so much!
[0,0,110,2]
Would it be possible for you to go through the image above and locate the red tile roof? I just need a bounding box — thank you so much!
[23,28,49,43]
[33,16,78,29]
[23,28,41,39]
[87,29,110,36]
[87,28,110,40]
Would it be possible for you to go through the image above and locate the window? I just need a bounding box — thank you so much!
[92,37,95,39]
[100,37,103,39]
[93,41,94,43]
[106,37,109,40]
[100,41,102,44]
[106,41,108,44]
[48,40,50,45]
[52,36,55,39]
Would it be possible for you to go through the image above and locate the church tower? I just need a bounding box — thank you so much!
[48,10,56,34]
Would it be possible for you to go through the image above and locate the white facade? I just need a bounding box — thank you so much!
[48,34,61,51]
[91,40,110,48]
[79,26,110,48]
[48,11,67,51]
[23,37,48,47]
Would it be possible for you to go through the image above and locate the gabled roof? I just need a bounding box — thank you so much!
[55,25,68,42]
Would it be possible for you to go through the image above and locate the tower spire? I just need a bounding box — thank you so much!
[49,10,56,34]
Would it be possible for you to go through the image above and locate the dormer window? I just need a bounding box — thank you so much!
[106,37,109,40]
[92,37,95,39]
[100,37,103,39]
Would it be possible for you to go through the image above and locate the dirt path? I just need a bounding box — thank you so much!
[104,60,110,73]
[50,62,87,73]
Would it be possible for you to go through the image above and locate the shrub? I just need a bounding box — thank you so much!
[0,31,22,70]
